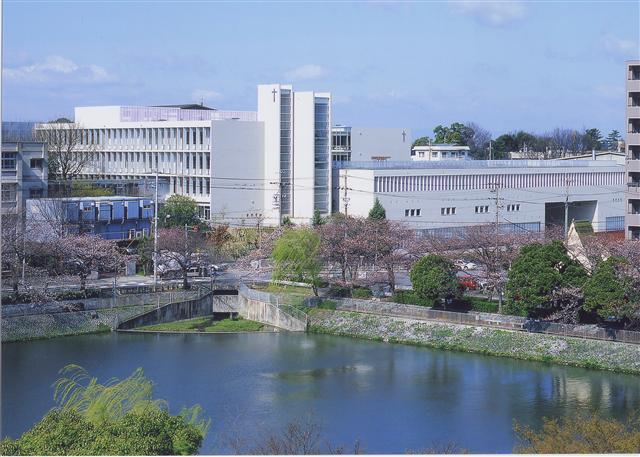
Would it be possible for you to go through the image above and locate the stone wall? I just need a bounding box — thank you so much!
[237,285,307,332]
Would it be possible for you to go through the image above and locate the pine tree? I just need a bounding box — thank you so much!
[368,198,386,220]
[311,209,325,227]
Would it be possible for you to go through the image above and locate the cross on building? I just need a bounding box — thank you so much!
[272,88,278,102]
[402,130,407,143]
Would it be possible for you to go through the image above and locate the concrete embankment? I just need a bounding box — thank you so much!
[309,310,640,375]
[2,305,154,343]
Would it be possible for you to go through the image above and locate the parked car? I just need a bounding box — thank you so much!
[454,259,477,271]
[458,275,478,290]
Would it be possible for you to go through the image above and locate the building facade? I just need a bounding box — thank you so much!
[625,60,640,240]
[334,160,625,236]
[411,144,471,161]
[26,196,153,240]
[1,141,48,218]
[331,126,412,163]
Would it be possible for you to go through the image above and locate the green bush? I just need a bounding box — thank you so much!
[466,297,499,313]
[409,255,460,306]
[0,364,209,456]
[392,290,430,306]
[317,299,337,310]
[352,287,372,299]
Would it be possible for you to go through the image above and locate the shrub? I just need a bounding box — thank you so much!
[466,297,499,313]
[392,290,430,306]
[352,287,372,299]
[409,255,460,307]
[317,299,337,310]
[327,284,351,298]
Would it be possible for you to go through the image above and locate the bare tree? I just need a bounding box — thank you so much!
[156,227,210,289]
[58,234,129,292]
[465,122,492,159]
[34,120,94,187]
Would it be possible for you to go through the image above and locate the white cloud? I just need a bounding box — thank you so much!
[601,34,639,58]
[451,1,527,27]
[3,55,115,84]
[191,89,222,103]
[284,64,327,80]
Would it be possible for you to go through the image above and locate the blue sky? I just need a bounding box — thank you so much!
[2,1,639,137]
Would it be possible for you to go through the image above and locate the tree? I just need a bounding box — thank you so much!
[368,198,386,220]
[368,220,417,292]
[583,128,603,151]
[156,227,209,289]
[583,256,640,327]
[318,215,369,285]
[412,136,431,147]
[159,195,201,229]
[58,235,129,291]
[465,122,492,159]
[34,120,91,184]
[1,364,209,456]
[409,255,460,307]
[605,129,622,151]
[433,123,474,145]
[282,216,294,227]
[311,209,325,227]
[514,412,640,453]
[504,241,587,317]
[272,228,322,296]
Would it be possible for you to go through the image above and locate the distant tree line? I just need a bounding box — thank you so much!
[413,122,623,160]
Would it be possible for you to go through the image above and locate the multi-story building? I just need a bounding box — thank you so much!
[411,144,471,161]
[26,196,153,240]
[1,141,48,219]
[625,60,640,240]
[36,84,332,227]
[331,126,412,163]
[258,84,332,224]
[334,159,625,237]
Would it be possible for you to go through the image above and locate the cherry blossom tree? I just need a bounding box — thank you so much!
[156,227,209,289]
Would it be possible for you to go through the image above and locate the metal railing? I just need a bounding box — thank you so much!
[238,284,309,327]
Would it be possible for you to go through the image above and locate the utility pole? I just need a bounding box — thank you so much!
[489,182,503,313]
[153,171,159,291]
[564,176,573,239]
[342,172,350,216]
[488,140,493,161]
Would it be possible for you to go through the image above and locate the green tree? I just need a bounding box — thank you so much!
[412,136,431,147]
[0,364,209,456]
[368,198,386,220]
[504,241,587,316]
[583,256,639,324]
[272,228,322,296]
[311,209,325,227]
[159,195,201,229]
[583,128,603,151]
[605,129,622,151]
[409,255,460,307]
[433,122,474,145]
[282,216,294,227]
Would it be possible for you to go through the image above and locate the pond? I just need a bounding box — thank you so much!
[3,332,640,453]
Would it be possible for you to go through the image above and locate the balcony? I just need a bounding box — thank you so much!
[628,105,640,119]
[627,160,640,172]
[627,133,640,146]
[626,213,640,227]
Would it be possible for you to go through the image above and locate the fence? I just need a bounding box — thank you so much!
[334,298,640,345]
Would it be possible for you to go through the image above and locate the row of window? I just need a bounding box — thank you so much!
[506,204,521,212]
[70,127,210,149]
[404,208,422,217]
[441,207,457,216]
[83,151,210,174]
[373,172,623,193]
[475,205,490,213]
[403,205,524,218]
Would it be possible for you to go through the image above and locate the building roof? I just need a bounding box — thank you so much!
[335,159,624,170]
[152,104,216,111]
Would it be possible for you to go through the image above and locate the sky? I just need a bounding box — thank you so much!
[2,1,639,138]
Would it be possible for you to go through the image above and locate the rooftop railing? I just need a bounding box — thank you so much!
[334,159,623,170]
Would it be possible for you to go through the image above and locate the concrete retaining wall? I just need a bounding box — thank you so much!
[237,285,307,332]
[118,293,215,330]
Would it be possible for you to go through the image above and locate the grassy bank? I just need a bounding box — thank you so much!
[309,310,640,375]
[141,316,265,333]
[1,305,156,343]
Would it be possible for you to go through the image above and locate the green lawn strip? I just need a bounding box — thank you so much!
[308,310,640,375]
[140,316,264,332]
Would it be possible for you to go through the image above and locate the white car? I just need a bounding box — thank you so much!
[454,259,477,271]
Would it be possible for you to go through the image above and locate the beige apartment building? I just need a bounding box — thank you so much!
[626,60,640,240]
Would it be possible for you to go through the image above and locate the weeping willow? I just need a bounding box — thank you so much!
[52,364,210,437]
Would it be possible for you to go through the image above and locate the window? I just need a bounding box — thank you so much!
[2,152,16,171]
[29,188,44,198]
[475,205,490,214]
[506,204,521,212]
[1,183,17,202]
[441,207,456,216]
[416,209,421,216]
[128,229,136,239]
[410,209,415,216]
[30,158,44,169]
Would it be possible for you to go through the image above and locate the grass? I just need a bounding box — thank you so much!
[140,316,264,333]
[256,283,314,309]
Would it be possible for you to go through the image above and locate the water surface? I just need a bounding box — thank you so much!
[3,332,640,453]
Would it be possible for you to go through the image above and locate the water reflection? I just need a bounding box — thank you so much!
[3,332,639,454]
